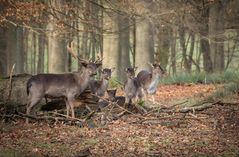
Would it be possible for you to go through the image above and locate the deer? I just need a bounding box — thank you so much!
[136,63,165,103]
[124,67,143,106]
[88,68,114,97]
[26,47,102,123]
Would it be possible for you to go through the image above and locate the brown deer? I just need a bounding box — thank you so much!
[124,67,143,105]
[136,63,164,103]
[26,48,102,123]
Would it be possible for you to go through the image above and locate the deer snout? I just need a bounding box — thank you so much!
[89,70,97,76]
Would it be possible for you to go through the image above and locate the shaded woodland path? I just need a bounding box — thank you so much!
[0,84,238,157]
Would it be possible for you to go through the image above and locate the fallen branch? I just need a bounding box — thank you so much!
[17,112,85,124]
[48,111,85,122]
[84,111,95,121]
[158,101,221,114]
[6,64,15,101]
[91,93,147,119]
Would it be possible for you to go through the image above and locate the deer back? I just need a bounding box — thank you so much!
[137,63,164,94]
[136,70,152,90]
[27,73,78,97]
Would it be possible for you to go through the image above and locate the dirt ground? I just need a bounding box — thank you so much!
[0,84,238,157]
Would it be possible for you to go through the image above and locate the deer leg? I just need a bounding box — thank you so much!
[124,97,130,108]
[151,95,155,104]
[64,99,70,118]
[26,96,42,124]
[68,99,75,118]
[132,96,138,105]
[143,90,148,102]
[45,97,48,103]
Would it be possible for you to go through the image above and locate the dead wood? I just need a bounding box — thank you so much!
[156,101,221,114]
[17,112,85,124]
[6,64,15,101]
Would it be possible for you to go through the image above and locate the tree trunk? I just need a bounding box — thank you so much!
[23,29,29,73]
[199,7,213,73]
[157,27,170,70]
[135,17,154,71]
[170,27,177,74]
[81,0,90,59]
[200,37,213,73]
[196,38,201,70]
[37,33,45,73]
[119,15,130,81]
[67,42,72,72]
[209,1,225,72]
[6,24,17,75]
[188,33,195,71]
[33,33,37,74]
[178,25,190,73]
[103,11,121,81]
[47,0,67,73]
[15,26,24,74]
[0,26,8,77]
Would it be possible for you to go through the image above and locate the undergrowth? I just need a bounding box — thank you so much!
[160,71,239,84]
[109,77,123,88]
[206,82,239,101]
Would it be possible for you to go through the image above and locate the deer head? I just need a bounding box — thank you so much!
[150,63,165,76]
[125,67,137,79]
[101,68,113,80]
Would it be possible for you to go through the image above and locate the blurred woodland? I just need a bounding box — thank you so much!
[0,0,239,82]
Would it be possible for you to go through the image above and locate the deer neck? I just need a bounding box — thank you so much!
[147,73,160,94]
[100,78,109,91]
[75,69,91,91]
[126,77,135,85]
[151,72,160,82]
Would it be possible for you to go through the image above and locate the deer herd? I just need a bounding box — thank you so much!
[26,47,164,123]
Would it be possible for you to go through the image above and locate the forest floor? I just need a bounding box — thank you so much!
[0,84,239,157]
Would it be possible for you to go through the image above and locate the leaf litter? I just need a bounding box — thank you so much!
[0,84,238,156]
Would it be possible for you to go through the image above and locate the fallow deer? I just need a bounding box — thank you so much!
[88,68,113,97]
[136,63,164,103]
[26,48,102,123]
[124,67,143,105]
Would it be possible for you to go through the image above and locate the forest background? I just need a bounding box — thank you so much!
[0,0,239,83]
